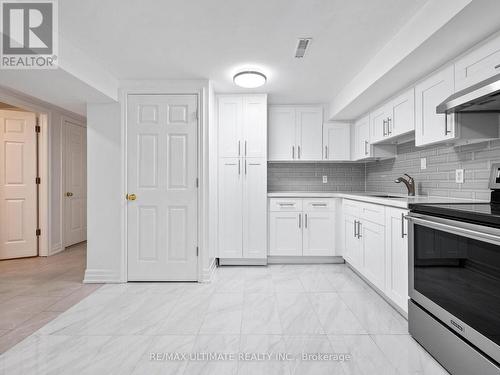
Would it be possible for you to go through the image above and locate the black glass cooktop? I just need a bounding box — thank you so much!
[409,202,500,228]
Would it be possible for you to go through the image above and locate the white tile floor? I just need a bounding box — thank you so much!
[0,264,449,375]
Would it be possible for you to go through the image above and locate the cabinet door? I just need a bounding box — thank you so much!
[303,211,335,256]
[370,104,389,144]
[455,34,500,91]
[353,115,370,160]
[218,96,242,158]
[344,214,362,269]
[268,106,296,161]
[296,107,323,161]
[390,88,415,137]
[269,212,302,256]
[415,65,455,147]
[385,208,409,312]
[242,158,267,259]
[361,220,385,291]
[323,122,351,161]
[243,95,267,158]
[218,158,242,258]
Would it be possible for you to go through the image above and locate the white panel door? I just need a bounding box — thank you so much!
[323,122,350,161]
[385,208,409,312]
[303,211,335,256]
[64,122,87,247]
[296,107,323,160]
[242,95,267,158]
[370,104,389,143]
[415,65,455,146]
[218,158,242,258]
[242,158,266,258]
[268,107,296,161]
[390,88,415,137]
[361,220,386,291]
[127,95,198,281]
[269,212,302,256]
[218,96,242,158]
[0,110,37,259]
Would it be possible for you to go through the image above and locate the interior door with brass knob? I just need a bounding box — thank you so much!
[64,121,86,247]
[127,94,198,281]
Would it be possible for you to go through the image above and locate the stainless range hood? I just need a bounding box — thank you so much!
[437,73,500,113]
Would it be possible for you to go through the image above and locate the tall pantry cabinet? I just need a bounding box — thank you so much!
[217,95,267,264]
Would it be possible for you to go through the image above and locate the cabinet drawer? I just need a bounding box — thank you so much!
[269,198,302,212]
[342,199,363,216]
[361,202,386,224]
[303,198,335,211]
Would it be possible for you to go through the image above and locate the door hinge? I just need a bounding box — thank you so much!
[195,178,199,188]
[196,246,199,256]
[35,177,41,184]
[35,125,41,133]
[36,229,41,236]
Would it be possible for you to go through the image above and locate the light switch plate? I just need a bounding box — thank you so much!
[455,169,464,184]
[322,176,328,183]
[420,158,427,170]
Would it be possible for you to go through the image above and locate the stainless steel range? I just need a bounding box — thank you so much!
[407,163,500,375]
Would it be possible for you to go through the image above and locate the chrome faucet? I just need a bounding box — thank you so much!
[394,174,415,196]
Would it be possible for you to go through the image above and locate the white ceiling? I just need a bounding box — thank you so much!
[59,0,428,104]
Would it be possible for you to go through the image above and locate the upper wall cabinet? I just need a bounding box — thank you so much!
[218,95,267,158]
[352,115,395,161]
[268,105,323,161]
[370,88,415,144]
[415,65,455,147]
[455,33,500,92]
[323,122,351,161]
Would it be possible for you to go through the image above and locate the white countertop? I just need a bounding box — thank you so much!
[267,191,485,209]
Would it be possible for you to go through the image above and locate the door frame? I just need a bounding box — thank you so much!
[121,83,208,282]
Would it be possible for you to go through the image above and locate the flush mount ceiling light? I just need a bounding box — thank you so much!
[233,71,267,88]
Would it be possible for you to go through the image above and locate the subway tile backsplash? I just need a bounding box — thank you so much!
[268,139,500,199]
[366,140,500,200]
[268,163,365,192]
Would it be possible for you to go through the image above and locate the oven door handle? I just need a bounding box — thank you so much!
[407,216,500,245]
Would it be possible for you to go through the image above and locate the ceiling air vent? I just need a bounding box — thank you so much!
[295,38,312,58]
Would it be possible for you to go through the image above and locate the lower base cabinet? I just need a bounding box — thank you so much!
[269,198,336,257]
[343,199,409,314]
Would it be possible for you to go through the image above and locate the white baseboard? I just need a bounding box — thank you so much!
[219,258,267,266]
[83,268,123,283]
[267,256,344,264]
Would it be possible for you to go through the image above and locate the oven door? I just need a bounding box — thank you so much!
[408,213,500,364]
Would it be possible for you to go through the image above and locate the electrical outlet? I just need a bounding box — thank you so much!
[420,157,427,170]
[322,175,328,183]
[455,169,464,184]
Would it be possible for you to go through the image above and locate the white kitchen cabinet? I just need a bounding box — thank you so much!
[323,122,351,161]
[385,207,409,313]
[370,88,415,144]
[455,32,500,91]
[218,95,267,158]
[269,198,336,257]
[242,159,268,258]
[343,213,362,269]
[218,95,267,262]
[218,158,243,258]
[352,115,395,161]
[361,220,386,292]
[269,211,302,256]
[415,65,455,147]
[268,105,323,161]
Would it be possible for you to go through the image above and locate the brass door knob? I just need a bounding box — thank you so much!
[66,192,73,197]
[126,193,137,201]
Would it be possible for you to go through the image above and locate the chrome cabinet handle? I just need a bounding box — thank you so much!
[383,119,387,136]
[305,214,308,228]
[387,117,392,135]
[238,140,240,156]
[279,203,295,206]
[354,220,357,237]
[312,203,327,207]
[298,145,301,159]
[324,145,328,159]
[444,115,451,135]
[401,212,407,238]
[299,214,301,228]
[238,159,240,175]
[244,140,247,156]
[364,140,368,156]
[292,145,295,159]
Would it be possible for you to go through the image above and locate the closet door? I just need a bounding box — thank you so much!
[218,96,243,158]
[268,106,296,161]
[242,95,267,158]
[296,106,323,161]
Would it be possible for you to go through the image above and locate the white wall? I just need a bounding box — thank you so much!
[84,103,123,282]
